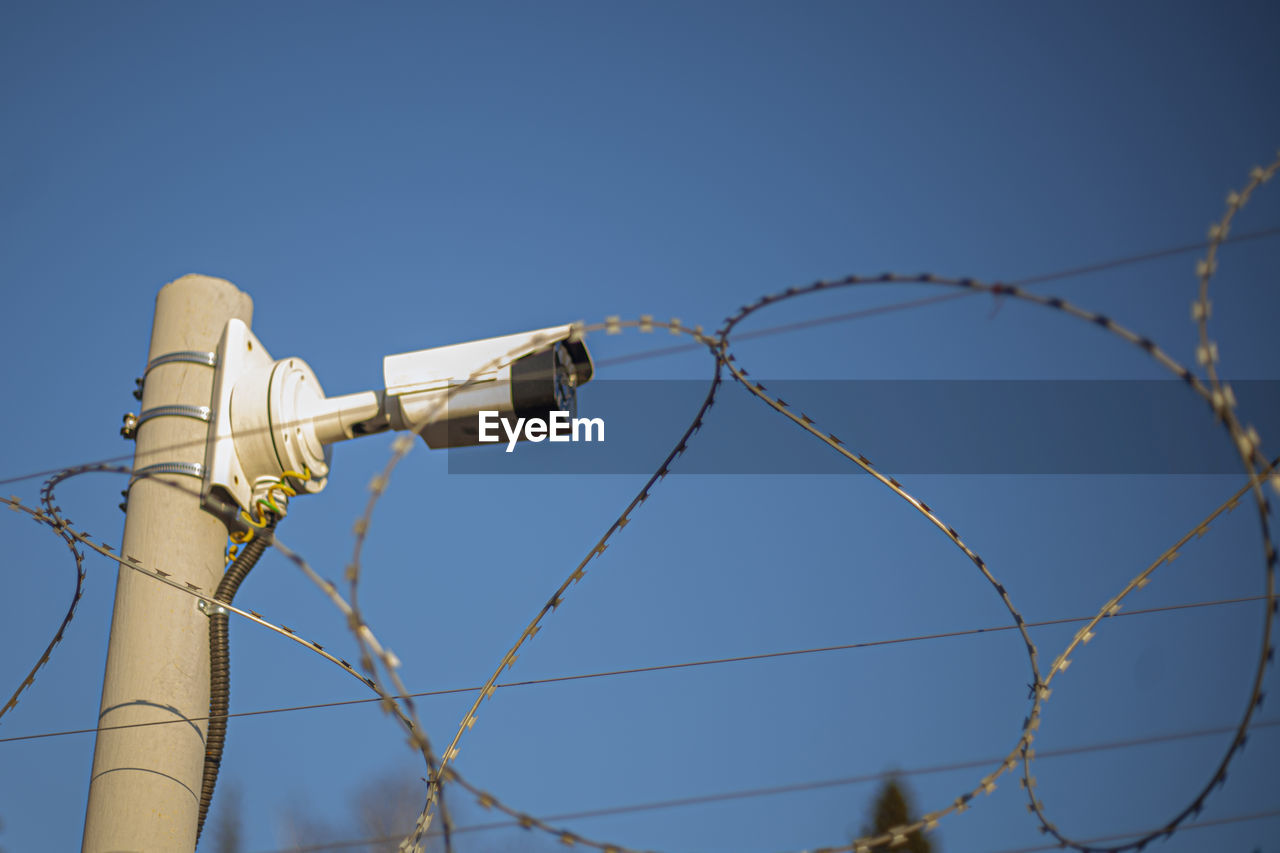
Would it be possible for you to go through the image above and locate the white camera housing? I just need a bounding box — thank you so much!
[201,320,592,523]
[383,324,592,448]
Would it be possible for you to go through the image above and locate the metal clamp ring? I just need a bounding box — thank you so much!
[129,461,205,488]
[135,405,212,427]
[145,350,218,375]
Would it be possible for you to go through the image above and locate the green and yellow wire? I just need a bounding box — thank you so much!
[224,468,311,564]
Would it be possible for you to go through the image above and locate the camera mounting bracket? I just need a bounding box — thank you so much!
[199,317,593,527]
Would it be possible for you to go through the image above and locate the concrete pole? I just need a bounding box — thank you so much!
[83,275,253,852]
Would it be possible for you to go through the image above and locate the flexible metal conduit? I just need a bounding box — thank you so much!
[196,516,276,845]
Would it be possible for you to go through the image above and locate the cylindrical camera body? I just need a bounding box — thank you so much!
[384,329,591,449]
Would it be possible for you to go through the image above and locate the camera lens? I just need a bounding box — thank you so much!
[511,342,578,420]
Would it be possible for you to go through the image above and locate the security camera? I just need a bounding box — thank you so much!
[201,321,593,522]
[382,324,593,449]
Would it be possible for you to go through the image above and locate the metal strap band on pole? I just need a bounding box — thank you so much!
[135,405,212,427]
[128,461,206,488]
[145,350,218,375]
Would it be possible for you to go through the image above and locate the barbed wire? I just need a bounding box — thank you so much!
[364,154,1279,853]
[351,257,1275,850]
[712,262,1280,851]
[2,466,386,705]
[3,464,461,847]
[1,155,1276,852]
[0,470,86,726]
[392,220,1280,852]
[710,259,1280,852]
[1022,151,1280,853]
[0,463,474,853]
[5,322,1262,851]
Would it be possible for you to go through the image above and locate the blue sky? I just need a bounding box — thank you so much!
[1,2,1278,852]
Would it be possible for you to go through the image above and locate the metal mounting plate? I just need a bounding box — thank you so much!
[201,319,274,524]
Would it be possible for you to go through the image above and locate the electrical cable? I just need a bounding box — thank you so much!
[0,592,1267,748]
[590,224,1280,369]
[196,512,278,845]
[249,757,1280,853]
